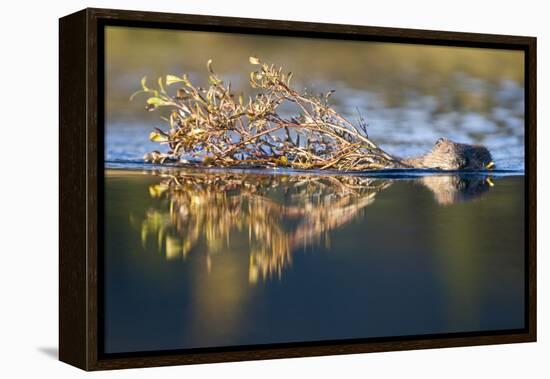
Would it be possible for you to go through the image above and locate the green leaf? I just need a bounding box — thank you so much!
[130,75,156,101]
[157,77,166,94]
[166,74,184,86]
[129,90,145,102]
[208,75,221,86]
[140,76,149,91]
[182,74,191,87]
[149,131,168,142]
[146,97,171,107]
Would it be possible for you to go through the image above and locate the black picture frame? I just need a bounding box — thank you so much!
[59,7,537,371]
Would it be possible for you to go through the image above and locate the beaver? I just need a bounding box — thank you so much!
[399,138,495,170]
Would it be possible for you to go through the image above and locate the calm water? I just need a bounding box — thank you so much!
[103,28,526,354]
[104,169,525,354]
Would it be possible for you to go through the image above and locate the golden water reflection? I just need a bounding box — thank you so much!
[134,171,493,284]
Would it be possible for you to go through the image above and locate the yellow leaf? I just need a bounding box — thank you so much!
[189,128,203,136]
[166,74,183,86]
[249,56,260,65]
[149,184,167,198]
[147,97,171,106]
[149,131,168,142]
[157,77,166,94]
[140,76,148,91]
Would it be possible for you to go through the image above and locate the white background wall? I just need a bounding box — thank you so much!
[0,0,547,377]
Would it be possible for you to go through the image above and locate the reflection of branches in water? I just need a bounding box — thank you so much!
[135,171,494,284]
[137,172,390,283]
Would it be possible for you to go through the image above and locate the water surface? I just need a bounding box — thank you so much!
[104,169,524,353]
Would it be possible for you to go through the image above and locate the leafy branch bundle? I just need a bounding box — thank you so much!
[134,57,402,170]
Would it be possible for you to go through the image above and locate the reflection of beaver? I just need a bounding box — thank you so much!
[419,175,492,205]
[400,138,495,170]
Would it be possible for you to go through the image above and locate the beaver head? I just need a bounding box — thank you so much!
[404,138,495,170]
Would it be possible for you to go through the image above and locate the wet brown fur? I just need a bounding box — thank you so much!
[400,138,494,170]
